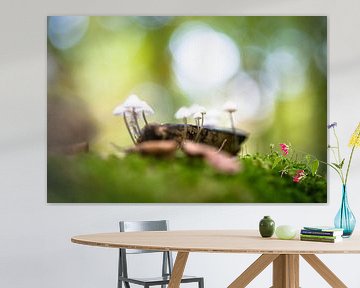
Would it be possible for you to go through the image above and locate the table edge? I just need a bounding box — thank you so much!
[71,236,360,255]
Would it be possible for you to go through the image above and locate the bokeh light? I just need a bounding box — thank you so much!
[264,47,307,99]
[169,22,240,94]
[133,16,173,29]
[225,72,262,121]
[48,16,89,50]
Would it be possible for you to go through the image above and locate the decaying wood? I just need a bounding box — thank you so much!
[137,123,247,155]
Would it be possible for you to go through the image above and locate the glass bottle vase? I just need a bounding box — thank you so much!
[334,185,356,237]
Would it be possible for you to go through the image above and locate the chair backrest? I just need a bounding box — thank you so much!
[120,220,169,232]
[118,220,174,281]
[119,220,169,254]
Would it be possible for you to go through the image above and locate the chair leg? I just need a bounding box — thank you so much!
[198,278,204,288]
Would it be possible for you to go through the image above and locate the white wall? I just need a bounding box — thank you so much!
[1,0,360,287]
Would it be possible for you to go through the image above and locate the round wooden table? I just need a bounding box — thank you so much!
[72,230,360,288]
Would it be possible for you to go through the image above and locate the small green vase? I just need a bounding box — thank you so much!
[259,216,275,238]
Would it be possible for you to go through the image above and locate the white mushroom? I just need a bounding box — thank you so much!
[189,104,206,115]
[193,112,202,127]
[193,111,204,142]
[139,101,154,115]
[113,102,136,144]
[113,94,154,144]
[223,100,238,147]
[175,106,192,141]
[122,94,144,109]
[190,104,207,127]
[222,100,238,113]
[112,105,128,116]
[136,101,154,125]
[175,107,191,119]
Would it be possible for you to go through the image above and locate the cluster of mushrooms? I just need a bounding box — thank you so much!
[113,94,241,174]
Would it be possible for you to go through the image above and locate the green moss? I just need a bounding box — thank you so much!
[47,152,326,203]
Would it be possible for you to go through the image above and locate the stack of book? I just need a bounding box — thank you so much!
[300,226,344,243]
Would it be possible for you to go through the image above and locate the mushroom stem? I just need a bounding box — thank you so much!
[142,111,149,126]
[195,113,206,142]
[123,114,136,144]
[229,112,238,148]
[132,108,142,136]
[195,118,199,133]
[183,117,188,141]
[195,127,202,143]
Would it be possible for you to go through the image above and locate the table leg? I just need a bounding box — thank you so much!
[301,254,347,288]
[228,254,279,288]
[168,252,189,288]
[272,254,299,288]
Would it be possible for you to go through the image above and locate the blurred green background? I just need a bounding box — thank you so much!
[47,16,327,203]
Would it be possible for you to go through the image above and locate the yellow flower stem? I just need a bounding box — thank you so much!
[345,145,356,185]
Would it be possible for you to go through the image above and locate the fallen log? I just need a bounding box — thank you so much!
[137,123,248,155]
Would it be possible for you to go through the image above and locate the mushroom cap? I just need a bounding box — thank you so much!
[138,101,155,115]
[113,94,155,116]
[113,105,128,116]
[193,112,202,119]
[189,104,206,115]
[175,107,191,119]
[222,100,238,113]
[123,94,144,109]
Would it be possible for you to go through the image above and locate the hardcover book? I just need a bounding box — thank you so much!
[301,229,343,237]
[303,226,343,231]
[300,236,343,243]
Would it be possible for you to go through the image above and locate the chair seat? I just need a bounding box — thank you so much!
[119,275,203,286]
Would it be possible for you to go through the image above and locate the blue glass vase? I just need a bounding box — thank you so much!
[334,185,356,237]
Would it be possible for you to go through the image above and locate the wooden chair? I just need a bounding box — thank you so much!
[118,220,204,288]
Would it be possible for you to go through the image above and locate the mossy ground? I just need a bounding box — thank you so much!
[47,152,326,203]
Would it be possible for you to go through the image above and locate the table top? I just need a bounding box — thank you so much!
[71,230,360,254]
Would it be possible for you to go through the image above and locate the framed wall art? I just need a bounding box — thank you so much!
[47,16,327,203]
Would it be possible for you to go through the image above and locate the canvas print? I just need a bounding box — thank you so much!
[47,16,327,203]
